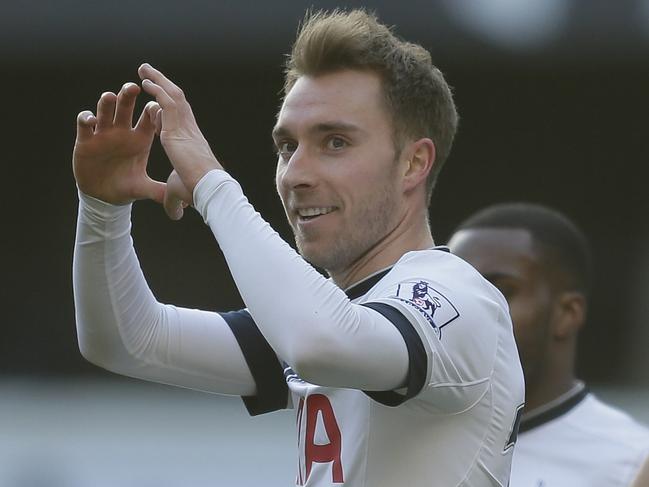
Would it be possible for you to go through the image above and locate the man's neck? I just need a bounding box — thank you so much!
[329,218,434,289]
[524,374,580,413]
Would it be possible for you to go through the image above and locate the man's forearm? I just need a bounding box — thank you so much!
[73,192,257,395]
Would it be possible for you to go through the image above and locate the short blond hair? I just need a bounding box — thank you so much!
[284,9,459,200]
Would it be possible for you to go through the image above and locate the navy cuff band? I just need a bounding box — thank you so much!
[360,302,427,407]
[220,310,288,416]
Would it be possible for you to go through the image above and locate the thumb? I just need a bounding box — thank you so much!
[164,190,187,221]
[163,170,193,220]
[142,178,167,204]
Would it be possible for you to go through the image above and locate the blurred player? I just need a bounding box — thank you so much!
[72,10,524,486]
[448,202,649,486]
[632,458,649,487]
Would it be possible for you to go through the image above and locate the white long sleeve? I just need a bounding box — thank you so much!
[193,170,409,391]
[73,191,256,396]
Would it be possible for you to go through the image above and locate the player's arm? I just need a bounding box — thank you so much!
[140,64,411,392]
[192,172,410,391]
[72,83,258,396]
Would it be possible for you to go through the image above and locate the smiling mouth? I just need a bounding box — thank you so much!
[296,207,337,221]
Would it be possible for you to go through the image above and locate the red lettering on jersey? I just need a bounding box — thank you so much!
[303,394,344,484]
[296,397,305,485]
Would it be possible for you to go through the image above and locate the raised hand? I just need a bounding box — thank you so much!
[73,82,165,205]
[163,170,193,221]
[138,63,223,195]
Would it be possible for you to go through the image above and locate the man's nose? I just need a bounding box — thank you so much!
[279,147,317,190]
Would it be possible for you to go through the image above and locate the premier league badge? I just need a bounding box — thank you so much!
[394,280,459,338]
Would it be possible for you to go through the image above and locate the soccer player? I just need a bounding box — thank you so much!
[448,203,649,486]
[632,458,649,487]
[73,10,524,486]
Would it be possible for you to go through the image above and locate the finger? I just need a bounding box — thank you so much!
[96,92,117,131]
[163,198,185,221]
[135,100,159,132]
[142,178,167,205]
[164,192,185,221]
[113,82,141,127]
[76,110,97,142]
[150,101,163,135]
[138,63,185,102]
[154,108,163,135]
[141,79,178,130]
[163,170,193,220]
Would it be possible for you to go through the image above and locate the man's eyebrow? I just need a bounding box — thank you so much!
[311,121,364,134]
[272,121,365,140]
[271,125,291,141]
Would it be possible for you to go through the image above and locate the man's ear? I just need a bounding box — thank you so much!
[552,291,587,340]
[402,138,435,193]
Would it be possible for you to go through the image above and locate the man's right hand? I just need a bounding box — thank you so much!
[72,82,165,205]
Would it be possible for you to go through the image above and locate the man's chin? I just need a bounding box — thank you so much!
[297,244,323,267]
[296,242,335,272]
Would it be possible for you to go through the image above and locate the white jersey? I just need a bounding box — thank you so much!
[511,384,649,487]
[224,249,525,486]
[74,170,524,487]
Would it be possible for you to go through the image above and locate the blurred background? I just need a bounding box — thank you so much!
[1,0,648,485]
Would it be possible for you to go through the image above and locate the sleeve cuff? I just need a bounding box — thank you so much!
[193,169,239,222]
[77,190,133,239]
[219,310,289,416]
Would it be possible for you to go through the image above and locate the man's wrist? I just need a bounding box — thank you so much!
[78,188,133,232]
[78,189,133,211]
[185,161,223,193]
[193,169,238,220]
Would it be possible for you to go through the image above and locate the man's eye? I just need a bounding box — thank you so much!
[277,141,297,158]
[326,136,347,150]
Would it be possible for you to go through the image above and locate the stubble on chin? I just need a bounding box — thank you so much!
[294,195,398,275]
[294,228,374,277]
[291,178,401,280]
[295,232,346,274]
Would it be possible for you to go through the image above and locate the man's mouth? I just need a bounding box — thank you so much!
[296,207,337,221]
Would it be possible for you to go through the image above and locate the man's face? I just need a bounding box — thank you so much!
[448,228,555,390]
[274,69,403,273]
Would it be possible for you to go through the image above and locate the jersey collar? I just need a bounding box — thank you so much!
[343,247,450,300]
[344,267,392,300]
[519,381,589,433]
